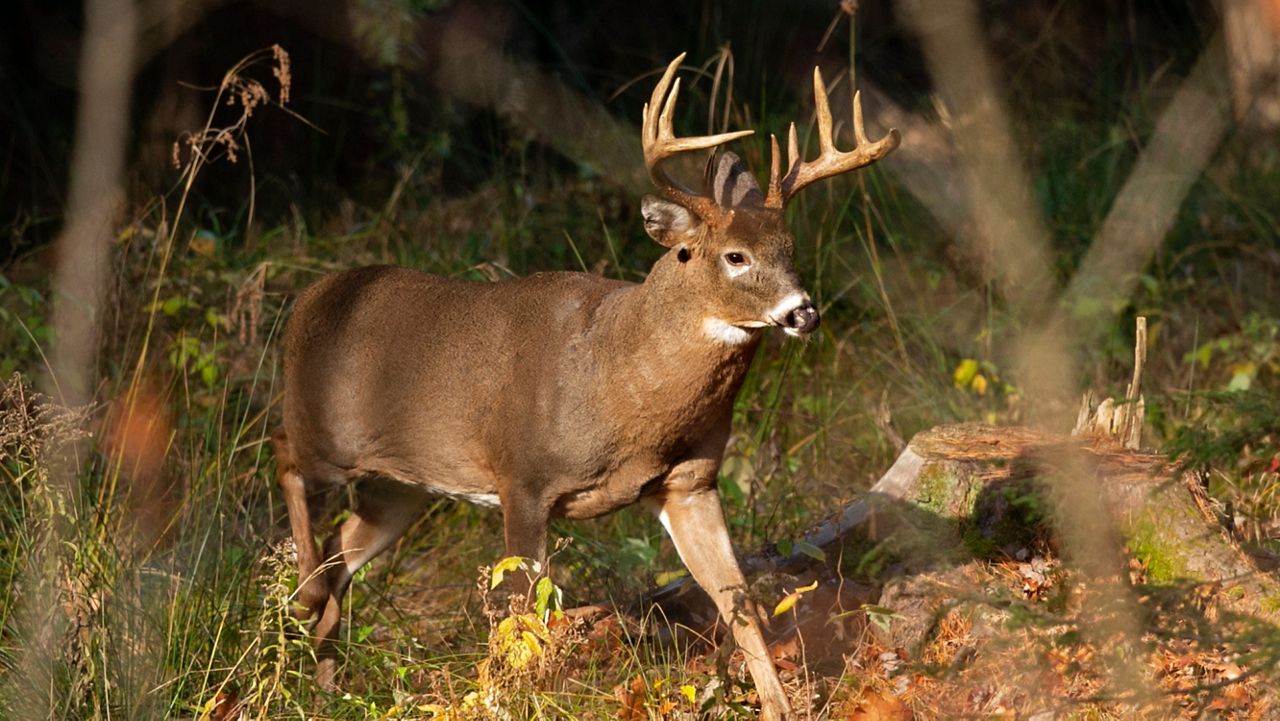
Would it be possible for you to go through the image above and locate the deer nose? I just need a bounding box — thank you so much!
[784,302,820,335]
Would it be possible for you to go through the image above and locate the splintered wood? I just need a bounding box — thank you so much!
[1074,316,1147,449]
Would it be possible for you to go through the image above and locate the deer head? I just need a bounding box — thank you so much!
[637,54,901,344]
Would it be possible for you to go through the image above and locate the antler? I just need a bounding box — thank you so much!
[764,67,901,208]
[642,54,754,221]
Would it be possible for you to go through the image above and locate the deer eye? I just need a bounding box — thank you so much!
[724,252,751,267]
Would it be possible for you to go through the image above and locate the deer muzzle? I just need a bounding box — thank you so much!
[782,301,820,336]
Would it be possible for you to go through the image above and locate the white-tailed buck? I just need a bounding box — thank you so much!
[274,54,898,720]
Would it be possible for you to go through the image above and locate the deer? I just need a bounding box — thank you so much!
[272,53,898,720]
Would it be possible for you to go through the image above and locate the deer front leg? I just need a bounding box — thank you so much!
[649,486,791,721]
[499,486,549,600]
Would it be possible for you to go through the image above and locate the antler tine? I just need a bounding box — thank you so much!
[853,90,871,147]
[764,66,901,207]
[765,123,800,208]
[787,122,800,176]
[642,54,753,217]
[765,134,783,206]
[812,67,835,155]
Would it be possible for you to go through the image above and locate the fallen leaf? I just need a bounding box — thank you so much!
[841,690,913,720]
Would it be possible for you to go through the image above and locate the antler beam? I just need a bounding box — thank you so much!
[764,67,901,208]
[642,53,754,219]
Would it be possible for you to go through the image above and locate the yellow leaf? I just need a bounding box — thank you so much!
[491,556,525,589]
[654,569,688,586]
[680,685,697,704]
[971,373,988,395]
[189,235,216,259]
[773,580,820,616]
[521,630,542,658]
[774,592,801,616]
[953,358,978,388]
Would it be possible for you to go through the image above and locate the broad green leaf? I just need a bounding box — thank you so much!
[534,576,560,617]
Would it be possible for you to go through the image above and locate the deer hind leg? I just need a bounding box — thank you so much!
[312,476,429,690]
[273,428,329,620]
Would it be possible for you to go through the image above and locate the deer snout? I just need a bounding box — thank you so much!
[783,302,820,335]
[768,293,820,337]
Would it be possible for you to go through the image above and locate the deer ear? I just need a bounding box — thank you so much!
[712,151,763,207]
[641,195,702,248]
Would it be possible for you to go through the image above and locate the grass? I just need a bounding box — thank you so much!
[2,13,1280,718]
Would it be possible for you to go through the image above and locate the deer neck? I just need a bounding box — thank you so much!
[588,253,761,429]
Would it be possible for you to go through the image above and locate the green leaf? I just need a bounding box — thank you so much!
[794,541,826,562]
[162,295,191,316]
[205,308,229,330]
[534,576,560,617]
[200,361,219,388]
[861,603,900,633]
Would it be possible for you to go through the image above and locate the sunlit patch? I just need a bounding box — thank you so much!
[702,317,753,345]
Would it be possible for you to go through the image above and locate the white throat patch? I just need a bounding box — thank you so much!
[702,317,753,346]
